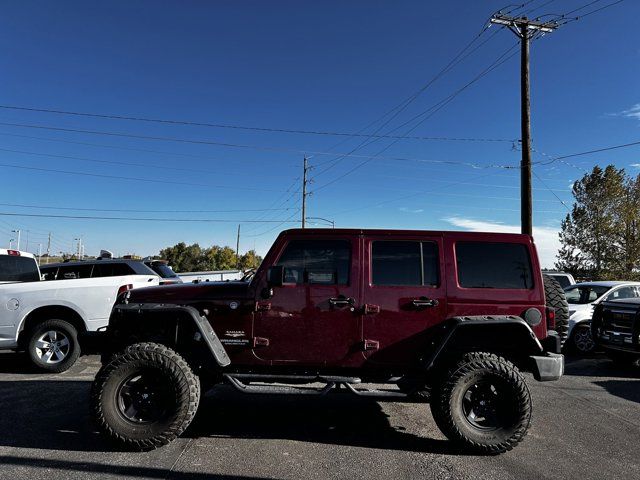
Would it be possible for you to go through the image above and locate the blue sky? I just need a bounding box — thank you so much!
[0,0,638,267]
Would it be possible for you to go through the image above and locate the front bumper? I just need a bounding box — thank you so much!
[530,353,564,381]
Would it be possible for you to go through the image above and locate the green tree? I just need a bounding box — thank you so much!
[205,246,238,270]
[238,249,263,270]
[159,242,209,272]
[556,165,638,279]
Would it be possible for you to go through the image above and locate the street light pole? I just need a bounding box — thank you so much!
[11,230,21,250]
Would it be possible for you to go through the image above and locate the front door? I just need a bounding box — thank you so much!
[361,235,447,365]
[253,236,361,365]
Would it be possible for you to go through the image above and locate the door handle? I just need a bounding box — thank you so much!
[412,297,439,308]
[329,296,355,308]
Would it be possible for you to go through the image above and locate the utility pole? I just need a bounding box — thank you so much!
[37,244,42,265]
[490,14,558,236]
[301,156,309,228]
[11,230,21,250]
[25,230,29,252]
[235,224,241,268]
[46,233,51,264]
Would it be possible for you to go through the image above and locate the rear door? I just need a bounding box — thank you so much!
[361,235,447,365]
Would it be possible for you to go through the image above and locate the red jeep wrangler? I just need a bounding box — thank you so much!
[91,229,566,454]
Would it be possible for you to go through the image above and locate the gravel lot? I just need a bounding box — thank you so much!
[0,353,639,480]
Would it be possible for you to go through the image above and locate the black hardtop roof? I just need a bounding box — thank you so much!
[279,228,532,240]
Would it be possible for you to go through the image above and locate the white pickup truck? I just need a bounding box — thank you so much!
[0,248,159,372]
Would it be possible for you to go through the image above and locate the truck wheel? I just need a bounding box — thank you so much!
[570,323,596,354]
[543,274,569,345]
[91,342,200,451]
[26,319,81,373]
[430,352,531,454]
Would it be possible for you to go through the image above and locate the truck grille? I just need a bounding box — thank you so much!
[602,311,635,334]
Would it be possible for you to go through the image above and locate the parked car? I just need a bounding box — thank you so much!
[564,281,640,354]
[0,249,159,372]
[542,271,576,289]
[142,259,182,285]
[592,295,640,366]
[91,228,565,454]
[40,258,158,281]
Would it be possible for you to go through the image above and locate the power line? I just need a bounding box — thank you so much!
[311,43,521,193]
[535,139,640,163]
[532,169,571,210]
[0,212,302,223]
[0,161,292,192]
[0,202,298,214]
[0,105,512,143]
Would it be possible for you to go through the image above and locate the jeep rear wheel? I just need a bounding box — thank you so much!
[91,342,200,451]
[26,319,81,373]
[543,274,569,345]
[431,352,531,454]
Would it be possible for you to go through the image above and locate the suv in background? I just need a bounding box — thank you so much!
[142,259,182,285]
[41,259,159,281]
[91,228,565,454]
[564,281,640,354]
[542,271,576,289]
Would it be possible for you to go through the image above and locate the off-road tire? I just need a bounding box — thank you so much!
[430,352,532,454]
[26,319,81,373]
[543,274,569,344]
[91,342,200,451]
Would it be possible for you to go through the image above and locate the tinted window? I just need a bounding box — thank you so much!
[456,242,533,289]
[372,241,439,286]
[0,255,40,282]
[92,263,135,278]
[39,266,58,281]
[607,286,640,301]
[276,239,350,285]
[564,285,610,304]
[57,264,93,279]
[148,262,178,278]
[552,275,572,289]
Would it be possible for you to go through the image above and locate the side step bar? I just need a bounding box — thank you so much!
[223,374,409,398]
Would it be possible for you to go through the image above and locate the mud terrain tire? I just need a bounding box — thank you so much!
[543,274,569,344]
[430,352,532,454]
[91,342,200,451]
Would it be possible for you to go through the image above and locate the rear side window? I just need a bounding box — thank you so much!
[57,264,94,280]
[371,241,439,286]
[39,266,57,281]
[276,239,350,285]
[148,262,179,278]
[92,263,135,278]
[0,255,41,282]
[456,242,533,289]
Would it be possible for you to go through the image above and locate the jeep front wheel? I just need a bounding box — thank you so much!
[91,342,200,451]
[430,352,531,454]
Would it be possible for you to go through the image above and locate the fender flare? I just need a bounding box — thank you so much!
[422,315,544,371]
[112,303,231,367]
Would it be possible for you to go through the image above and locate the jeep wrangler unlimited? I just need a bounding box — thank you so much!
[91,229,566,454]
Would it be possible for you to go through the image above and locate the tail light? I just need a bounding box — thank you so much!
[7,250,20,256]
[546,307,556,330]
[117,284,133,296]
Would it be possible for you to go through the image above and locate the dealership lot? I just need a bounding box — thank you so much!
[0,354,638,480]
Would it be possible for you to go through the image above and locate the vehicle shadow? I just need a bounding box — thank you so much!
[563,355,640,378]
[0,377,466,455]
[187,385,467,455]
[591,379,640,405]
[0,352,35,374]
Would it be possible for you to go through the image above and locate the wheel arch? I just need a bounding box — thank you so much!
[18,305,86,346]
[424,316,543,373]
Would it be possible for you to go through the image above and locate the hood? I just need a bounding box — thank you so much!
[126,281,252,304]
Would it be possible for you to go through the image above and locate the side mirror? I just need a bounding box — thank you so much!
[267,265,284,287]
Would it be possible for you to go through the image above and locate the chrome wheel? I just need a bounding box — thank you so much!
[573,326,595,353]
[34,330,70,364]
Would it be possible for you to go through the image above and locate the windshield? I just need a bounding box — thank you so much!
[148,262,179,279]
[564,285,610,305]
[0,255,40,282]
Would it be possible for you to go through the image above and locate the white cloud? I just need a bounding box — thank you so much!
[399,207,424,214]
[444,217,560,269]
[631,163,640,169]
[611,103,640,121]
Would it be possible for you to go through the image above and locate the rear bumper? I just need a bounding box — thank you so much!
[530,353,564,381]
